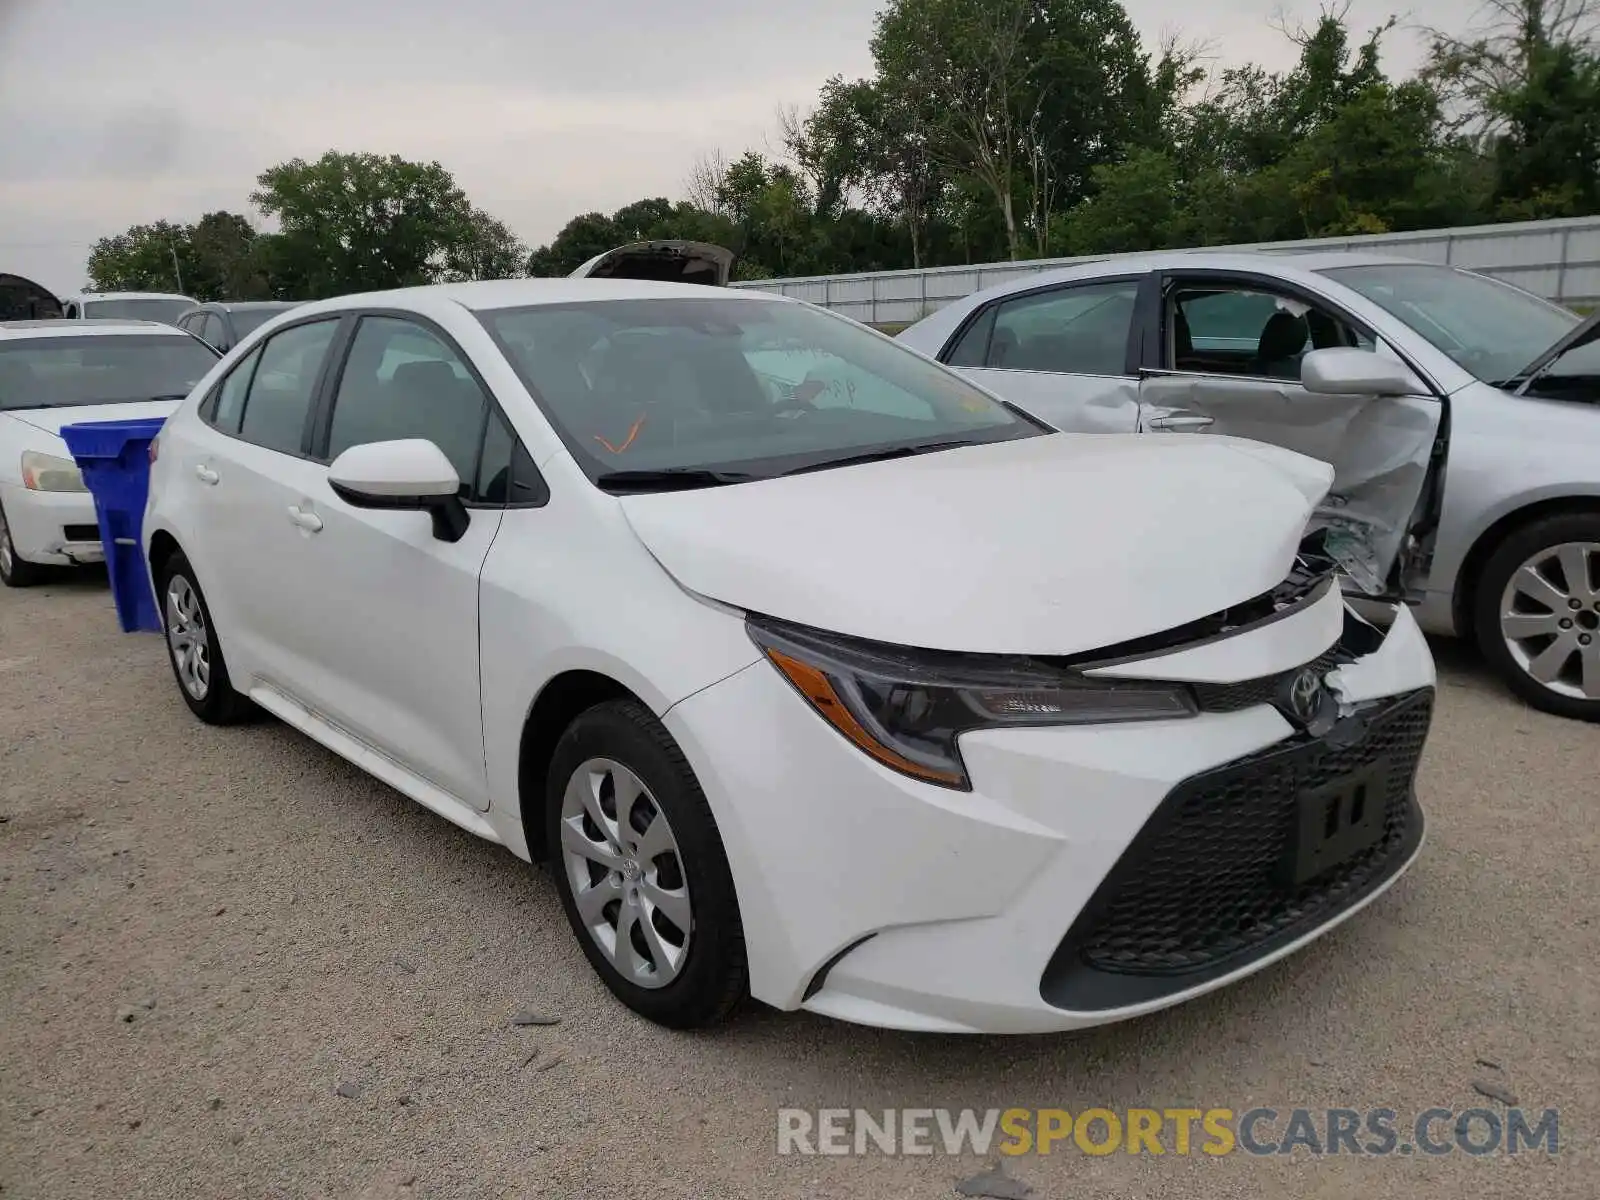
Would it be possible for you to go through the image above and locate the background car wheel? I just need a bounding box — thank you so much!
[546,699,747,1029]
[1473,511,1600,722]
[157,551,253,725]
[0,500,48,588]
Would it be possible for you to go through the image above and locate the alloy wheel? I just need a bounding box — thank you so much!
[165,575,212,700]
[559,757,693,989]
[1498,541,1600,702]
[0,506,12,579]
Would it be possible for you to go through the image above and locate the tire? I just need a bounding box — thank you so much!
[0,499,48,588]
[1472,511,1600,723]
[546,699,747,1029]
[155,550,254,725]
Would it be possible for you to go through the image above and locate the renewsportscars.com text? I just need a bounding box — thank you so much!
[776,1106,1560,1158]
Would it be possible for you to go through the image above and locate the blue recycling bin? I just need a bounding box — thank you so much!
[59,417,167,633]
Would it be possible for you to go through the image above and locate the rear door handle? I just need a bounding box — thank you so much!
[1146,413,1215,432]
[194,465,220,485]
[287,505,324,533]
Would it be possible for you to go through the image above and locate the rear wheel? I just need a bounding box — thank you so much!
[157,551,253,724]
[546,699,747,1028]
[1474,512,1600,722]
[0,500,48,588]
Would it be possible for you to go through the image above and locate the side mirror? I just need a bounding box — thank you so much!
[328,439,469,543]
[1301,347,1426,397]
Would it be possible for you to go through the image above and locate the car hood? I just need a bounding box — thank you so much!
[3,399,178,441]
[1515,307,1600,391]
[617,434,1335,655]
[571,240,734,287]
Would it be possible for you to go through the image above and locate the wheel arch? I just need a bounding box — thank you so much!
[1453,494,1600,642]
[147,528,182,586]
[517,670,643,863]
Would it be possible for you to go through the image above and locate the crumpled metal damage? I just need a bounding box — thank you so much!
[1139,375,1438,594]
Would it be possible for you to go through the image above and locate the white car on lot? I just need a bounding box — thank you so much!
[61,291,198,326]
[141,279,1436,1033]
[0,319,219,587]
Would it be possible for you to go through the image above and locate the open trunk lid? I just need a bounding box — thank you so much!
[570,241,734,287]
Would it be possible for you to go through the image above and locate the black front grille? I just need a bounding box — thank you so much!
[63,524,100,543]
[1041,688,1432,1012]
[1191,648,1344,714]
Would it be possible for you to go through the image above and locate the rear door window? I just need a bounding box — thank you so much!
[206,345,263,432]
[955,281,1138,376]
[236,320,339,455]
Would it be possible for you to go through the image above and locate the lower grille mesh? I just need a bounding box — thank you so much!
[1042,688,1432,1008]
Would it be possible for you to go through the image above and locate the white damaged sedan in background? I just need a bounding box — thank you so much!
[140,278,1435,1033]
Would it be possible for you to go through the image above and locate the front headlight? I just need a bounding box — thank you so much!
[747,617,1197,790]
[21,451,87,493]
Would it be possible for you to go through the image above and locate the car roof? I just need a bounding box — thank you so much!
[282,277,790,320]
[67,291,195,302]
[0,318,187,340]
[975,248,1433,289]
[189,300,302,311]
[897,248,1456,350]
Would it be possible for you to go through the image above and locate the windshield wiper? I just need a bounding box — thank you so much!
[594,467,760,494]
[778,440,976,477]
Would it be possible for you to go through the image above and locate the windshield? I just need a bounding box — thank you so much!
[479,297,1039,487]
[81,297,195,325]
[0,335,219,411]
[1321,263,1581,385]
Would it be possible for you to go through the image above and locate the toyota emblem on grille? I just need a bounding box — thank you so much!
[1283,668,1325,726]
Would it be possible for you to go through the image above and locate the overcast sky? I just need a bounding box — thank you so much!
[0,0,1459,294]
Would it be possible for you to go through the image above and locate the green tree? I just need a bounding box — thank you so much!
[250,151,504,298]
[186,211,273,299]
[86,220,195,295]
[1427,0,1600,215]
[86,212,269,300]
[440,208,527,282]
[871,0,1155,259]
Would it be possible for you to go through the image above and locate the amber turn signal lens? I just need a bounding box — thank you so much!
[763,648,967,787]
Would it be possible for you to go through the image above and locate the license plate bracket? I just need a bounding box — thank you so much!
[1282,760,1391,886]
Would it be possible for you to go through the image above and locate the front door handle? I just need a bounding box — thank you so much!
[194,464,220,485]
[287,505,324,533]
[1146,413,1215,432]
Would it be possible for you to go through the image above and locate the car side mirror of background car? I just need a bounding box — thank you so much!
[1300,347,1426,397]
[327,439,470,543]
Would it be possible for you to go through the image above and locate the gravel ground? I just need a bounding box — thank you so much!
[2,573,1597,1199]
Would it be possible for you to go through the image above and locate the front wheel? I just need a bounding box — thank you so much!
[0,500,47,588]
[1473,512,1600,722]
[546,699,747,1029]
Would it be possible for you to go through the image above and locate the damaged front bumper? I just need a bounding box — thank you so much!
[0,482,104,566]
[664,568,1436,1033]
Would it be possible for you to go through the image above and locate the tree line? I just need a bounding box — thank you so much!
[87,0,1600,300]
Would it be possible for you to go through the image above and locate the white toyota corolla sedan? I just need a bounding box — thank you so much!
[0,319,220,587]
[141,279,1436,1033]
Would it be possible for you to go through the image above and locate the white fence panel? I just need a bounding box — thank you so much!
[731,216,1600,322]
